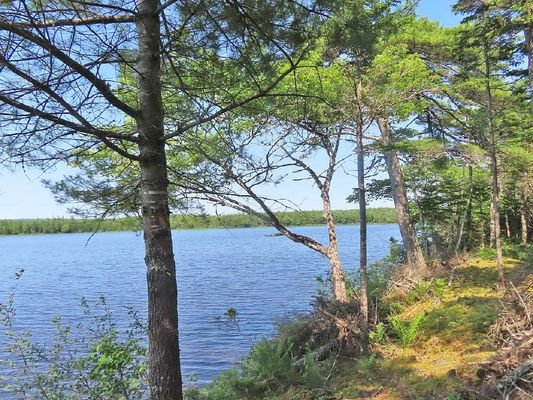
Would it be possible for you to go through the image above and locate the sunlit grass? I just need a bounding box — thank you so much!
[327,253,529,400]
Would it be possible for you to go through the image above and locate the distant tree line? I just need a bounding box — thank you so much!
[0,208,397,235]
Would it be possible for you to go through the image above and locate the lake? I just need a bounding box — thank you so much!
[0,224,399,387]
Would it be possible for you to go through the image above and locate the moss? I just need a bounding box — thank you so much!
[321,250,529,400]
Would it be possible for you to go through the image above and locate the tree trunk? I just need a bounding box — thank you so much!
[505,212,511,239]
[137,1,182,398]
[489,150,505,289]
[525,24,533,109]
[521,194,529,245]
[455,165,473,254]
[484,48,505,290]
[414,191,429,257]
[377,117,427,276]
[489,200,496,248]
[322,190,348,303]
[356,121,369,354]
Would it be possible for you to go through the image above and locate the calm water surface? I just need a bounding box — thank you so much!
[0,224,399,386]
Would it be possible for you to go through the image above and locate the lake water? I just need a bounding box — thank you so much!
[0,224,399,388]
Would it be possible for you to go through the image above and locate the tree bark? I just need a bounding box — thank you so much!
[484,48,505,290]
[455,165,473,254]
[525,24,533,109]
[521,194,529,245]
[377,117,427,276]
[413,191,429,257]
[489,200,496,248]
[322,189,348,303]
[489,149,505,289]
[505,212,511,239]
[136,1,182,398]
[356,120,369,353]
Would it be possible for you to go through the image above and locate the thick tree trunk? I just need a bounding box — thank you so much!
[377,117,427,275]
[356,122,369,354]
[484,50,505,290]
[328,249,348,303]
[136,1,182,399]
[322,190,348,303]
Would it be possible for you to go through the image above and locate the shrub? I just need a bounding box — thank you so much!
[356,354,378,376]
[241,338,298,390]
[275,317,312,356]
[432,278,447,298]
[1,288,148,400]
[478,247,497,260]
[406,281,433,304]
[188,335,325,400]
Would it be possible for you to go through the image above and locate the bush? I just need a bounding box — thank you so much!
[1,288,148,400]
[478,247,497,260]
[405,281,433,304]
[356,354,378,376]
[275,317,312,356]
[241,338,298,390]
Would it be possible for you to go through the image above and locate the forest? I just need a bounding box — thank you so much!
[0,208,398,235]
[0,0,531,400]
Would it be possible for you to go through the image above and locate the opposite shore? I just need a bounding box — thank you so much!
[0,208,396,236]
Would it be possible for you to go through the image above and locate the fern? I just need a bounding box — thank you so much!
[390,315,425,347]
[369,322,387,345]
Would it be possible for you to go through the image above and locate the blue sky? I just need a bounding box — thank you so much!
[417,0,461,27]
[0,0,461,219]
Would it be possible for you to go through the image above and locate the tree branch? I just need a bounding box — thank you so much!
[164,55,307,139]
[0,93,140,161]
[14,15,135,28]
[0,17,139,118]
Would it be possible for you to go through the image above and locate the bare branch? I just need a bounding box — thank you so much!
[14,15,135,28]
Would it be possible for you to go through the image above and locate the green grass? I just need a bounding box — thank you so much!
[323,249,530,400]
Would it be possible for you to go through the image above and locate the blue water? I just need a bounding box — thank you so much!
[0,224,399,386]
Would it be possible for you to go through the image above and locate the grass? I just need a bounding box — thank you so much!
[325,252,531,400]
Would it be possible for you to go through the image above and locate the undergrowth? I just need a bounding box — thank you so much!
[0,279,148,399]
[389,314,426,348]
[183,332,326,400]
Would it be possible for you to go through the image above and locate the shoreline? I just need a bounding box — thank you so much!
[0,209,397,236]
[0,221,398,237]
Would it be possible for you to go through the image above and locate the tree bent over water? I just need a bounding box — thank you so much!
[0,1,314,398]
